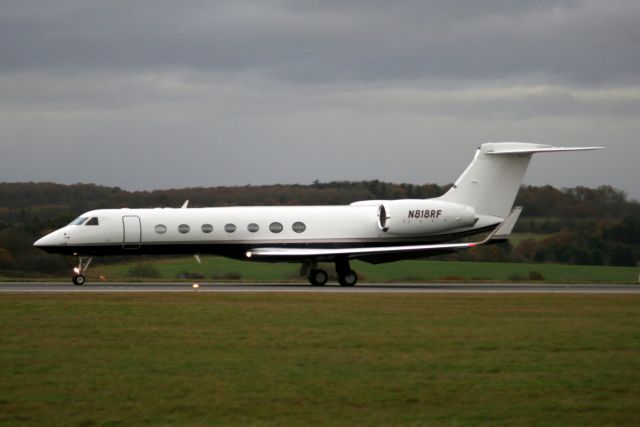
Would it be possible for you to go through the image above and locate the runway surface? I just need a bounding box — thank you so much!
[1,282,639,294]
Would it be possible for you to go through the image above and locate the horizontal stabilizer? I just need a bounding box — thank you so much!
[483,143,603,155]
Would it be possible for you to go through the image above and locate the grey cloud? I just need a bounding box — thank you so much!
[1,1,639,201]
[1,0,639,84]
[3,71,640,120]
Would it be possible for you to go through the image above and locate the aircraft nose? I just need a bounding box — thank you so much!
[33,230,65,250]
[34,233,53,248]
[33,236,46,247]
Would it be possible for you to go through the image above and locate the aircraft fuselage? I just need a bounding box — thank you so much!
[33,142,601,286]
[35,202,498,260]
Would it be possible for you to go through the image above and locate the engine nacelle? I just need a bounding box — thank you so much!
[377,200,476,235]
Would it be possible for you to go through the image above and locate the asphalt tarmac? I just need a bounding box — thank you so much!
[1,282,639,294]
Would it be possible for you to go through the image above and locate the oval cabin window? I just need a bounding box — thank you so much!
[201,224,213,233]
[224,223,236,233]
[269,222,283,233]
[292,222,306,233]
[155,224,167,234]
[178,224,190,234]
[247,223,259,233]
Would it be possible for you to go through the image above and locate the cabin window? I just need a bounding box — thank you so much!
[269,222,283,233]
[178,224,190,234]
[70,217,88,225]
[292,222,306,233]
[155,224,167,234]
[224,223,236,233]
[201,224,213,233]
[85,217,99,226]
[247,223,259,233]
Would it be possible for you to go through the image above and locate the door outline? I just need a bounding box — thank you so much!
[122,216,141,249]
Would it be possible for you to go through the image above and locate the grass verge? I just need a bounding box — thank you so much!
[84,256,640,284]
[1,293,640,426]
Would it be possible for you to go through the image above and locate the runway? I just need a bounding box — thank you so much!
[1,282,639,294]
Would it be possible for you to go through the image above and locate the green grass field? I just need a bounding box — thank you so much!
[1,293,640,426]
[85,256,640,284]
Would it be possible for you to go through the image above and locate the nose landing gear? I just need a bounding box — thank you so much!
[72,256,93,286]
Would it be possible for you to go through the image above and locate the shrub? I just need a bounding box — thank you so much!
[528,271,545,281]
[610,244,637,267]
[440,275,466,281]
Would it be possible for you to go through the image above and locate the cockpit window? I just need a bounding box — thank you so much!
[85,217,99,226]
[70,217,88,225]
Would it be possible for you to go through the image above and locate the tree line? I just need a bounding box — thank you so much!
[0,181,638,276]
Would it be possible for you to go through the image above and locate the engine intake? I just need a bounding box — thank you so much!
[376,200,476,235]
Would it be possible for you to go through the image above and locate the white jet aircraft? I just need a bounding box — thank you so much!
[34,142,601,286]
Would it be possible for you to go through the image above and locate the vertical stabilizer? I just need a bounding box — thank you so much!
[438,142,602,218]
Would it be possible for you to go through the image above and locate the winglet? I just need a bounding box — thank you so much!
[489,206,522,241]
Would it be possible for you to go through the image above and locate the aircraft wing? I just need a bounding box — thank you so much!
[249,240,481,259]
[248,207,522,262]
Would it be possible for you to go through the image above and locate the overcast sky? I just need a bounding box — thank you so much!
[1,0,639,201]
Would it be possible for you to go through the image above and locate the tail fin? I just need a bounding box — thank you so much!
[438,142,602,218]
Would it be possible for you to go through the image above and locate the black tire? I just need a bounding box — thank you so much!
[72,274,85,286]
[338,270,357,287]
[308,269,328,286]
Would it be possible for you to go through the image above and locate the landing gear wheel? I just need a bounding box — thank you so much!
[308,269,328,286]
[71,256,93,286]
[338,270,358,287]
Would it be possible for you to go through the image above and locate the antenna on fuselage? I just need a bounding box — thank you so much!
[181,200,189,209]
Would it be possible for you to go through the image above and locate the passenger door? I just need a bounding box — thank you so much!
[122,216,141,249]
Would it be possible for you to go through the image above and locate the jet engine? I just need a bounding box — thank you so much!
[376,200,476,235]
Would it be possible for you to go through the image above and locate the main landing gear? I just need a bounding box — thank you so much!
[305,258,358,287]
[308,268,329,286]
[72,256,93,286]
